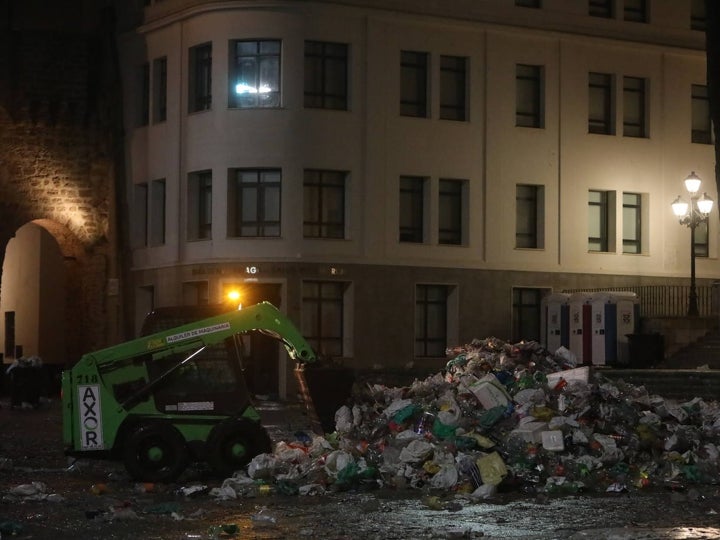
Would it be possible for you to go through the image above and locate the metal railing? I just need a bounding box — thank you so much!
[561,285,715,318]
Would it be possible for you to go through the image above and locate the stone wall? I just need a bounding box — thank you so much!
[0,4,126,363]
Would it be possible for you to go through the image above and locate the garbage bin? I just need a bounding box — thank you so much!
[625,333,664,368]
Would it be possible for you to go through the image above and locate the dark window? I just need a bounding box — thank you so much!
[692,84,712,144]
[692,0,706,31]
[589,72,614,135]
[150,179,166,246]
[515,0,541,7]
[399,176,425,243]
[516,184,544,249]
[440,55,467,121]
[624,0,647,22]
[589,190,610,252]
[140,62,149,126]
[400,50,428,118]
[623,76,647,138]
[4,311,15,359]
[188,171,212,240]
[189,43,212,112]
[228,169,281,237]
[229,40,281,108]
[134,182,148,247]
[153,57,167,123]
[304,170,346,239]
[589,0,613,18]
[516,64,544,128]
[415,285,448,357]
[304,41,348,110]
[622,192,641,254]
[302,281,344,357]
[439,179,463,245]
[512,288,542,342]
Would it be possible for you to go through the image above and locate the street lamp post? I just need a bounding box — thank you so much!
[671,171,714,316]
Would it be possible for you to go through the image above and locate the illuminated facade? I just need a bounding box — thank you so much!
[119,0,716,397]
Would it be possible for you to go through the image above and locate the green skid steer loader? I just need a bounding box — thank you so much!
[62,302,324,482]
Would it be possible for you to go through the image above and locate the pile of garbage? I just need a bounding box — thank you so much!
[213,338,720,500]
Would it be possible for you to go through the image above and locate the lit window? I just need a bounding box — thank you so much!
[229,40,280,109]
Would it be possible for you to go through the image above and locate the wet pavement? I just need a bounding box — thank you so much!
[0,396,719,539]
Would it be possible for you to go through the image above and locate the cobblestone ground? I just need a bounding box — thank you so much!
[1,398,719,540]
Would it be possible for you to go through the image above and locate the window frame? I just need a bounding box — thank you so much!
[588,189,612,252]
[303,169,347,239]
[516,64,544,128]
[415,284,448,358]
[400,50,429,118]
[516,184,545,249]
[623,76,647,138]
[438,179,464,245]
[399,176,426,243]
[622,192,642,254]
[228,39,281,109]
[304,40,348,110]
[228,168,282,238]
[189,43,212,113]
[440,55,467,122]
[302,280,345,357]
[589,72,614,135]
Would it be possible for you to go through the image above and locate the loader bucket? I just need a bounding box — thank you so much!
[295,362,355,434]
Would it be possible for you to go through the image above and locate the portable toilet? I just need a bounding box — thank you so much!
[591,292,616,366]
[590,291,640,366]
[612,291,640,366]
[568,293,593,365]
[541,293,570,353]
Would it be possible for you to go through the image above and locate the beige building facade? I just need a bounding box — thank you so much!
[119,0,717,398]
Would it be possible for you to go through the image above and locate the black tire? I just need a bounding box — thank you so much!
[122,423,189,482]
[206,417,272,477]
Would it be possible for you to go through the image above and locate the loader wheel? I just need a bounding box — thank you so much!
[206,418,272,477]
[122,423,189,483]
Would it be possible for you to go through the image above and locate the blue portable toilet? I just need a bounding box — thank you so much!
[541,293,570,353]
[590,291,640,366]
[568,292,593,365]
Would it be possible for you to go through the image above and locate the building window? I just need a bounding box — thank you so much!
[188,170,212,240]
[589,190,615,252]
[622,192,641,254]
[516,184,545,249]
[133,182,148,247]
[623,76,647,138]
[400,50,428,118]
[589,0,613,18]
[440,55,467,121]
[302,281,345,357]
[153,56,167,123]
[438,179,464,245]
[189,43,212,113]
[304,169,346,239]
[624,0,647,22]
[304,41,348,110]
[692,84,712,144]
[692,0,706,31]
[516,64,544,128]
[695,220,709,257]
[589,72,614,135]
[512,287,542,342]
[149,179,166,246]
[140,62,149,126]
[515,0,541,7]
[415,284,448,357]
[229,39,281,109]
[399,176,426,243]
[228,169,281,237]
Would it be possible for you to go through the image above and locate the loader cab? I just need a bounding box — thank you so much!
[139,304,275,401]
